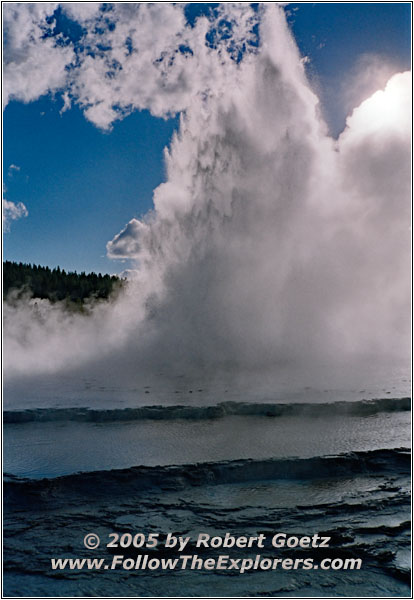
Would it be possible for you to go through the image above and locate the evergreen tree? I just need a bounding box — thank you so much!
[3,261,124,304]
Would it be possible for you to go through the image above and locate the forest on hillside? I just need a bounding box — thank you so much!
[3,261,123,304]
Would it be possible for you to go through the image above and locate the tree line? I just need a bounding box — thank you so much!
[3,261,123,303]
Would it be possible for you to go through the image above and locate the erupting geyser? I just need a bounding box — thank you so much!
[3,4,410,381]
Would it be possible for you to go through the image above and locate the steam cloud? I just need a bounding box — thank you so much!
[3,4,411,382]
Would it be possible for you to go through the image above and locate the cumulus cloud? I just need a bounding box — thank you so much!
[3,3,260,128]
[60,2,101,23]
[3,3,74,106]
[3,199,28,231]
[106,218,148,259]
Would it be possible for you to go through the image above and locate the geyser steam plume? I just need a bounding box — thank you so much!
[3,4,410,381]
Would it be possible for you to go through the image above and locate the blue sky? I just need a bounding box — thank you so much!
[4,100,178,274]
[3,3,411,275]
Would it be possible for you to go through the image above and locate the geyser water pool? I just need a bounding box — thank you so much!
[4,409,410,479]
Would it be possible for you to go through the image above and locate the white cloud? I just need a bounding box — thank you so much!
[3,199,28,231]
[3,3,74,106]
[59,91,72,114]
[106,218,148,259]
[3,3,260,128]
[8,164,21,177]
[61,2,101,23]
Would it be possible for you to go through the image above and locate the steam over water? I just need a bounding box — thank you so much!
[4,4,410,387]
